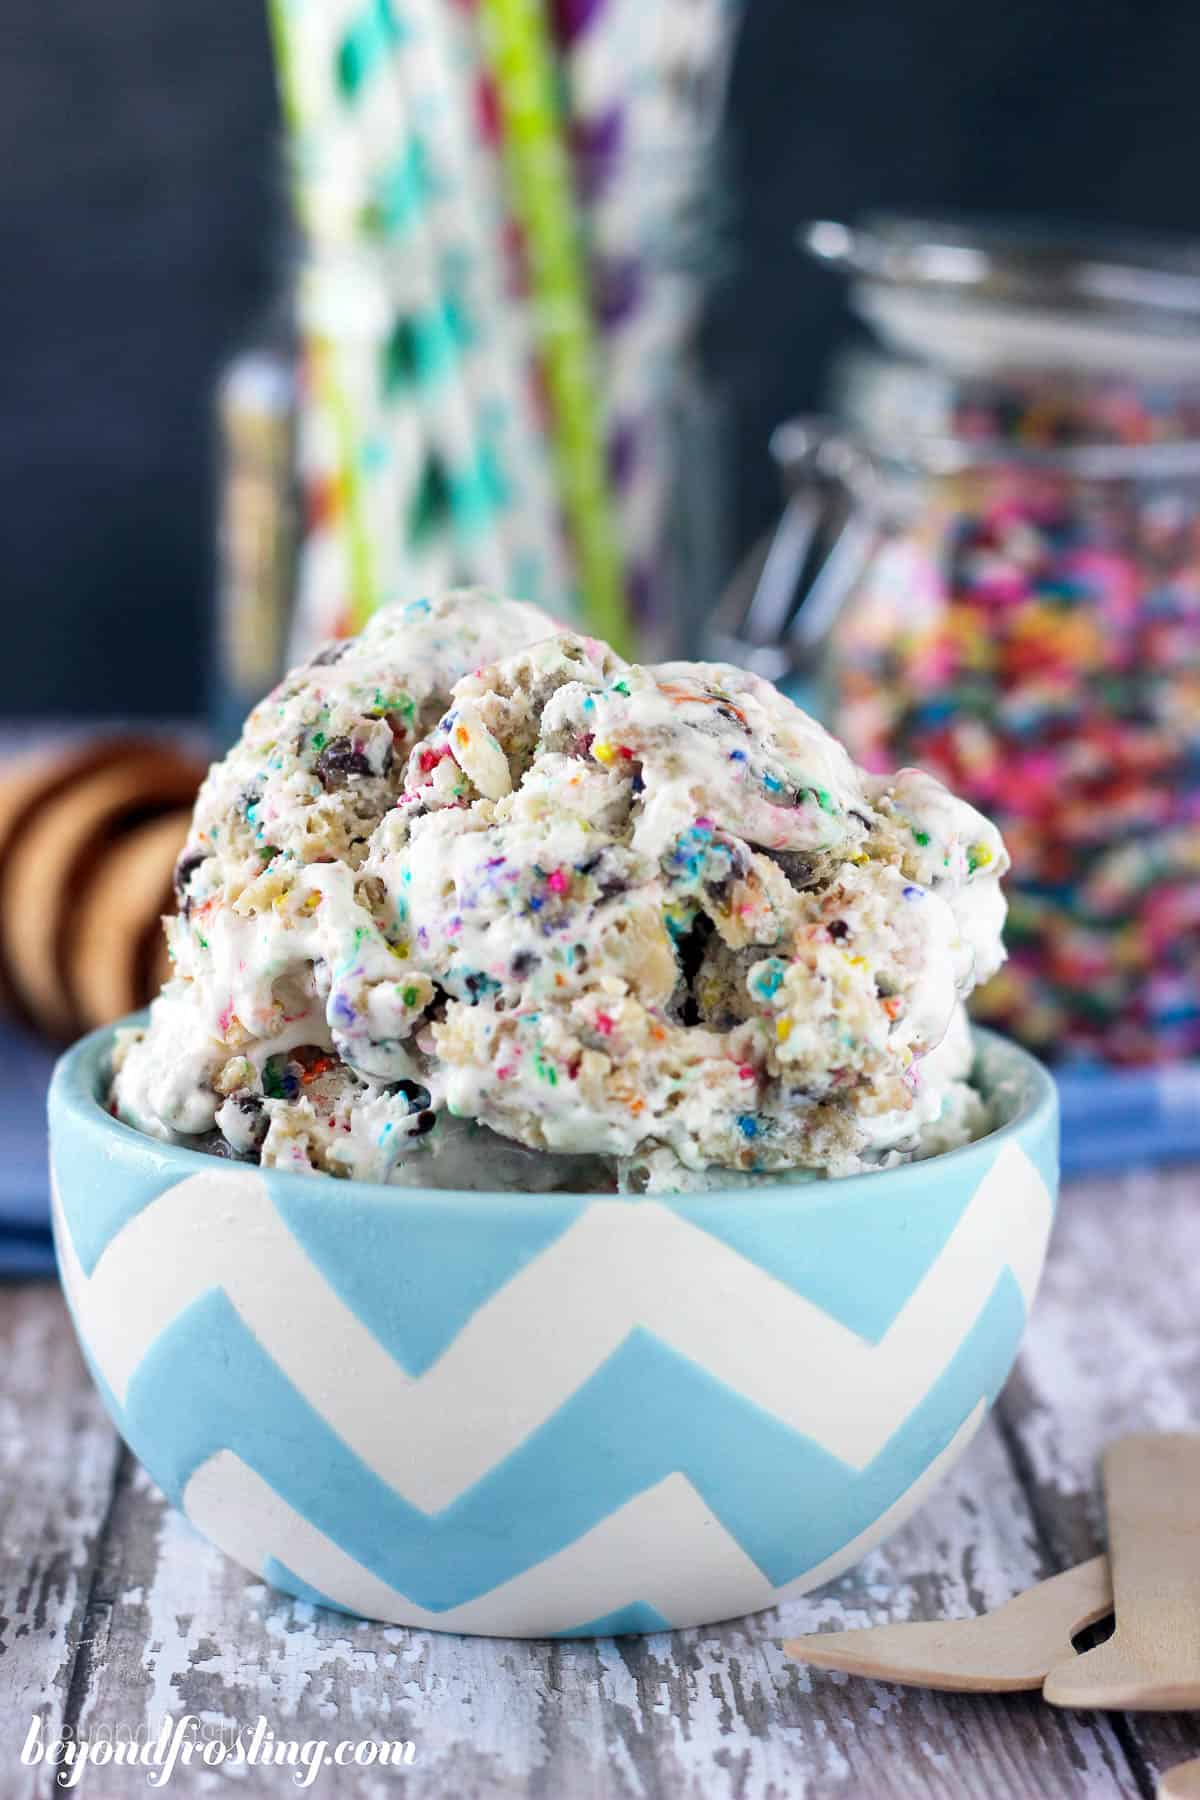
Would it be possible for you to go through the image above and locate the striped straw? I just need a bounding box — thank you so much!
[327,14,513,597]
[385,0,570,612]
[268,0,451,632]
[307,263,460,627]
[270,0,522,620]
[478,0,632,655]
[554,0,742,647]
[289,346,356,648]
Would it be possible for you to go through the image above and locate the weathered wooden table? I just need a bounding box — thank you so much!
[2,1163,1198,1799]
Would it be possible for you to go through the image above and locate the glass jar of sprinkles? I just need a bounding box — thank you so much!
[739,219,1200,1066]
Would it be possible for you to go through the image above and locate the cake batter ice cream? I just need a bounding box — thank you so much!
[113,591,1010,1190]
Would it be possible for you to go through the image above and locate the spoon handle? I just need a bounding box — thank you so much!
[1045,1434,1200,1710]
[783,1555,1111,1692]
[1159,1757,1200,1798]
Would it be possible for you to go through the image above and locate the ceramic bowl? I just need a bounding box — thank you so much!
[49,1021,1057,1638]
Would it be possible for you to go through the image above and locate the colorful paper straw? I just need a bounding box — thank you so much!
[385,0,570,611]
[553,0,742,644]
[268,0,448,631]
[478,0,632,653]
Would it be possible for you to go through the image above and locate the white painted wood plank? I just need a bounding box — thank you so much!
[0,1282,122,1800]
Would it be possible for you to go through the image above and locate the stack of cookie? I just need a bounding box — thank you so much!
[0,738,206,1041]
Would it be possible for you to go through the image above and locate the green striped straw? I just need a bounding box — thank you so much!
[478,0,632,655]
[383,0,570,613]
[268,0,505,622]
[269,0,377,634]
[270,0,575,621]
[304,263,459,632]
[290,344,361,645]
[269,0,454,632]
[555,0,743,649]
[440,0,573,615]
[319,5,513,600]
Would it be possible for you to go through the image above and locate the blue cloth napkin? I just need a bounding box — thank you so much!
[0,1025,59,1277]
[1057,1061,1200,1175]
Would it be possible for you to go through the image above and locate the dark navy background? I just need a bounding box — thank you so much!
[6,0,1200,714]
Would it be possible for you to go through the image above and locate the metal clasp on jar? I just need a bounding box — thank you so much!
[707,417,884,684]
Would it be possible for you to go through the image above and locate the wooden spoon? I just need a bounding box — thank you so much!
[66,807,191,1029]
[783,1554,1112,1693]
[0,743,202,1037]
[1160,1760,1200,1799]
[1044,1434,1200,1711]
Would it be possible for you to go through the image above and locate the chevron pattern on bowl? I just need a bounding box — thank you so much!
[50,1022,1058,1638]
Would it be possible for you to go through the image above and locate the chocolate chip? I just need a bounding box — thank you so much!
[511,951,537,978]
[412,1109,437,1136]
[309,641,348,667]
[673,912,714,1027]
[172,849,206,915]
[828,919,850,941]
[767,849,822,892]
[232,1091,269,1148]
[315,736,373,789]
[580,850,630,899]
[389,1078,432,1113]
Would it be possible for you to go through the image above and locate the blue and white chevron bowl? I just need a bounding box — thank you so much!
[49,1023,1057,1639]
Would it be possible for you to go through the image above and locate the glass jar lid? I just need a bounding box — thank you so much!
[801,215,1200,375]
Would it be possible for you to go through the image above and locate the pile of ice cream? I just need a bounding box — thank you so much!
[112,590,1010,1191]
